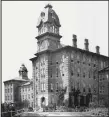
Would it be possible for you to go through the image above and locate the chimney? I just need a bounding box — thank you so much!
[84,39,89,51]
[96,46,100,54]
[72,34,77,48]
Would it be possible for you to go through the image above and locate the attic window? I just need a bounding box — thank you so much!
[41,12,45,17]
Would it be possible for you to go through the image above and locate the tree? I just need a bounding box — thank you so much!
[57,86,67,106]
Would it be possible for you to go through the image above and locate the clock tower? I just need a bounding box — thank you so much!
[36,4,62,52]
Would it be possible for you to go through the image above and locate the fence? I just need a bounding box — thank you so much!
[1,109,24,117]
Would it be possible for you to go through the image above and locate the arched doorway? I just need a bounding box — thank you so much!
[41,97,46,107]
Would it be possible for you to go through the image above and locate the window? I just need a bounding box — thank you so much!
[50,62,52,65]
[93,64,96,67]
[77,73,79,77]
[8,88,9,93]
[71,71,73,76]
[83,88,85,92]
[77,61,80,64]
[89,72,90,78]
[56,68,58,77]
[50,83,53,92]
[31,93,33,98]
[94,76,96,80]
[41,83,45,92]
[35,86,37,94]
[100,86,105,94]
[71,60,73,62]
[32,86,33,90]
[43,83,45,91]
[11,95,12,100]
[32,102,33,108]
[11,88,12,92]
[71,52,74,59]
[56,61,58,64]
[101,61,103,68]
[93,88,96,93]
[102,77,105,80]
[106,74,109,79]
[56,83,58,91]
[77,54,80,60]
[36,67,38,69]
[83,72,85,78]
[50,69,52,78]
[23,95,24,100]
[77,68,80,77]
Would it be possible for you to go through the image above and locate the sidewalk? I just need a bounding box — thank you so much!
[36,112,92,116]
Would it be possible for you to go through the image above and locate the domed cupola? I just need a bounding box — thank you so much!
[36,4,62,52]
[19,64,28,80]
[37,4,61,35]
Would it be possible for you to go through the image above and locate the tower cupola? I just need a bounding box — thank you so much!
[19,64,28,80]
[37,4,61,35]
[36,4,62,52]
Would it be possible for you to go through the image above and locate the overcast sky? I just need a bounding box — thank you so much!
[2,1,108,102]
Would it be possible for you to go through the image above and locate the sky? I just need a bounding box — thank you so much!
[2,1,108,102]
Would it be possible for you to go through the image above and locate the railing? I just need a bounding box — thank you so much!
[1,109,24,117]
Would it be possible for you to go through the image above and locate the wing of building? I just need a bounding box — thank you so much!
[4,64,34,108]
[98,66,109,106]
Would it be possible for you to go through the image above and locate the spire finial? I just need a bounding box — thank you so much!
[44,4,52,9]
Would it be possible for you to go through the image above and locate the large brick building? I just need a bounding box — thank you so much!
[30,4,109,109]
[4,4,109,109]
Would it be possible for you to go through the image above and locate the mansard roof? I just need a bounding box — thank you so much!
[19,64,28,72]
[37,4,61,28]
[4,77,30,83]
[21,79,33,86]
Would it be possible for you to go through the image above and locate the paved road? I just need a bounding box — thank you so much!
[36,112,92,116]
[14,111,92,117]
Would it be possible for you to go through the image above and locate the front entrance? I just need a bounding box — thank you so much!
[41,97,46,108]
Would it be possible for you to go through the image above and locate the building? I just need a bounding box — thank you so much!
[4,4,109,109]
[30,4,109,109]
[4,64,33,108]
[98,66,109,106]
